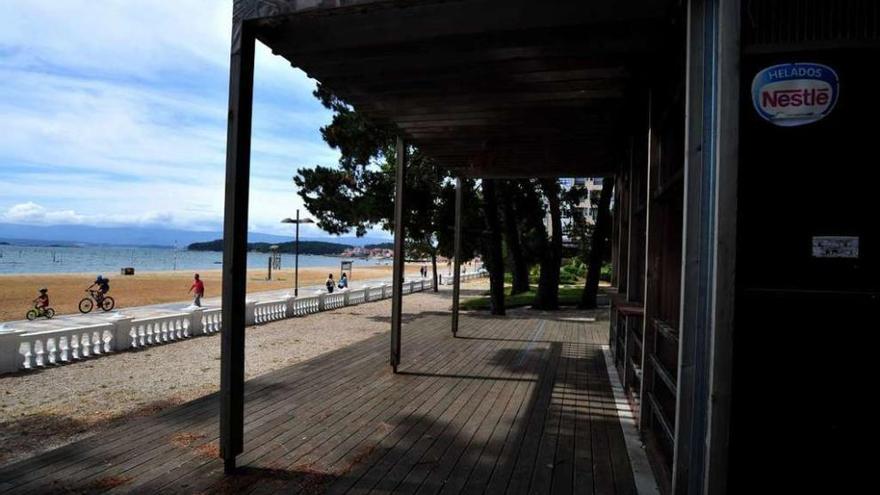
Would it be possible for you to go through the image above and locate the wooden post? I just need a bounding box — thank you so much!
[220,19,255,474]
[390,137,407,372]
[674,0,739,493]
[451,176,463,336]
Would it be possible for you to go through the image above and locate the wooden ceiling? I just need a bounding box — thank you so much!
[239,0,672,178]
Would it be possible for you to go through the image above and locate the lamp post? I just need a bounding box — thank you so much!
[281,210,314,296]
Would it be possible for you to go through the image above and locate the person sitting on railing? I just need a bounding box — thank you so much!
[338,272,348,290]
[325,273,335,293]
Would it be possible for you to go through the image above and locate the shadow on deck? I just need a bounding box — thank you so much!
[0,312,637,494]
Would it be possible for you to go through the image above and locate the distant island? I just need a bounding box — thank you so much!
[188,239,352,255]
[364,242,393,250]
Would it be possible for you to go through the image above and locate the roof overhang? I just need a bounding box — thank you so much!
[235,0,673,178]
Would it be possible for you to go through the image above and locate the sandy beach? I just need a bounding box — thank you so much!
[0,264,437,323]
[0,280,489,467]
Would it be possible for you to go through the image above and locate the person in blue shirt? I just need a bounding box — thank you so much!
[89,275,110,302]
[338,273,349,289]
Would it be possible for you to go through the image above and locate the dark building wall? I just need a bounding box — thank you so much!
[731,45,879,492]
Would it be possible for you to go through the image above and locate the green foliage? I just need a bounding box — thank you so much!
[529,265,541,284]
[558,271,579,285]
[294,84,483,263]
[600,262,613,282]
[460,287,585,311]
[561,258,587,278]
[364,242,393,250]
[187,239,348,255]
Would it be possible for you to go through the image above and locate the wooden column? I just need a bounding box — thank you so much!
[637,89,658,434]
[220,20,255,474]
[674,0,739,493]
[451,176,463,336]
[390,137,407,372]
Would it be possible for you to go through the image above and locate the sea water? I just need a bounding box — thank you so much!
[0,245,378,275]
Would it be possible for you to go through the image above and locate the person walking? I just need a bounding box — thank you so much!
[325,273,335,293]
[189,273,205,307]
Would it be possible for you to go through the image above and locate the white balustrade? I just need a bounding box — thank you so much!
[202,309,222,334]
[291,295,320,316]
[324,292,345,310]
[254,299,287,324]
[130,313,192,349]
[370,285,386,300]
[348,289,366,305]
[0,271,462,374]
[16,323,115,370]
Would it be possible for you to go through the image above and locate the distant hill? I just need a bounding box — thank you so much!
[0,223,390,248]
[364,242,394,250]
[188,239,353,255]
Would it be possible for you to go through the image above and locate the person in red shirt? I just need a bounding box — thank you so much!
[33,288,50,313]
[188,273,205,307]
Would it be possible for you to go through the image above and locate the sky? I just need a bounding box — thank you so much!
[0,0,353,238]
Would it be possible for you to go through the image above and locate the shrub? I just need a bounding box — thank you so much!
[558,271,579,285]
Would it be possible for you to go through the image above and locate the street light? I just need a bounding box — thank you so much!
[281,210,314,297]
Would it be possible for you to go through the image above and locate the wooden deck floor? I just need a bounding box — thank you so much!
[0,311,636,494]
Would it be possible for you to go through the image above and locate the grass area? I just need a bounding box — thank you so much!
[460,286,584,311]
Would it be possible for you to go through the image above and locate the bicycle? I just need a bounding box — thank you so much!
[79,289,115,314]
[26,305,55,320]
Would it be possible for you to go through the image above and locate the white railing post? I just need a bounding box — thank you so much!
[188,308,204,337]
[382,284,389,299]
[111,316,135,351]
[409,280,416,293]
[343,290,351,306]
[245,300,257,326]
[285,295,296,318]
[318,292,327,311]
[0,331,24,374]
[364,287,371,303]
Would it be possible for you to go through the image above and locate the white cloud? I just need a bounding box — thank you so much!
[3,202,82,224]
[0,202,224,231]
[0,1,342,236]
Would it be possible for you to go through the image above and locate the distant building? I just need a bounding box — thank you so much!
[545,177,605,247]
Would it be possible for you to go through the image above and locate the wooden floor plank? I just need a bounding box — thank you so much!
[528,320,574,494]
[383,319,547,495]
[341,317,517,495]
[573,321,596,495]
[456,319,549,494]
[438,317,549,495]
[286,318,513,495]
[150,318,479,494]
[0,312,641,495]
[588,334,617,495]
[550,320,578,495]
[1,324,432,492]
[491,321,563,495]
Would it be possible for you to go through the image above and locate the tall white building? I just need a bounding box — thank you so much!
[545,177,605,245]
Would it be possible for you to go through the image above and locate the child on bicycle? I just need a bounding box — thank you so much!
[33,288,50,314]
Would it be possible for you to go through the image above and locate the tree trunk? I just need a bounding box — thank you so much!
[482,179,506,315]
[431,251,439,292]
[581,177,614,309]
[533,179,562,310]
[501,181,530,295]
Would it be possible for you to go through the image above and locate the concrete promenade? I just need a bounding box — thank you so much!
[0,270,431,333]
